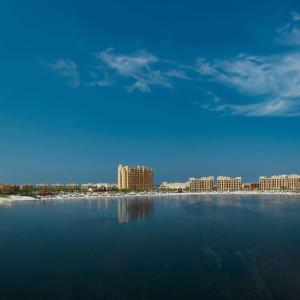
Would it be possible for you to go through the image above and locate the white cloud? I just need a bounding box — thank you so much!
[291,11,300,21]
[43,58,80,88]
[86,71,114,87]
[87,78,114,87]
[196,58,217,76]
[127,79,151,93]
[98,48,158,76]
[211,99,300,117]
[277,24,300,45]
[164,69,189,79]
[197,52,300,116]
[276,12,300,45]
[96,48,176,92]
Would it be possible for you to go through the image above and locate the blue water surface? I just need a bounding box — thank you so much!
[1,194,300,300]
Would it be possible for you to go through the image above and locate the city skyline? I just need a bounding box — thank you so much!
[1,161,299,188]
[1,0,300,184]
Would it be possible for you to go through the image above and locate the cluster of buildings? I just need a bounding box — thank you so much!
[161,176,243,192]
[116,164,300,192]
[1,164,300,194]
[259,175,300,192]
[161,175,300,192]
[34,183,117,191]
[0,182,118,195]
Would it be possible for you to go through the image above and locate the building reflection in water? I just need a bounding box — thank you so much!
[118,197,154,223]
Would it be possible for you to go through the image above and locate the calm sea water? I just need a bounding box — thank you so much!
[1,195,300,300]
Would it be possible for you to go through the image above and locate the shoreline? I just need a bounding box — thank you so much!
[1,190,300,202]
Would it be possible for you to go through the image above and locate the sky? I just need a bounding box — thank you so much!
[0,0,300,184]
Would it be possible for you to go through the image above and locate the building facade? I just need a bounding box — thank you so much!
[189,177,214,191]
[259,175,300,191]
[217,176,242,191]
[36,184,49,190]
[51,184,65,190]
[66,183,79,191]
[160,182,189,191]
[242,182,259,191]
[118,164,154,190]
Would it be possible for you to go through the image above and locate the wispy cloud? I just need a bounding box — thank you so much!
[196,12,300,117]
[39,12,300,118]
[42,58,80,88]
[164,69,189,79]
[197,52,300,116]
[210,99,300,117]
[95,48,187,92]
[86,71,114,87]
[276,11,300,45]
[291,11,300,21]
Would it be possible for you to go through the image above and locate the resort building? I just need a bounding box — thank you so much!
[189,177,214,191]
[66,183,80,191]
[242,183,259,191]
[51,183,65,190]
[0,184,19,194]
[217,176,242,191]
[118,164,154,190]
[80,183,117,191]
[20,184,33,189]
[95,183,118,190]
[160,182,189,191]
[259,175,300,191]
[36,183,49,190]
[287,175,300,191]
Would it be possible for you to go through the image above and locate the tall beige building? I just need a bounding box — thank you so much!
[259,175,300,191]
[189,177,214,191]
[217,176,242,191]
[118,164,154,190]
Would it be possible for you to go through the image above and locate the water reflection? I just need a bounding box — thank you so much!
[117,197,154,223]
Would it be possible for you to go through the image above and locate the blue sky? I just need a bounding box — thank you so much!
[1,0,300,184]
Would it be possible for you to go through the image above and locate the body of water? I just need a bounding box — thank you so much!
[1,195,300,300]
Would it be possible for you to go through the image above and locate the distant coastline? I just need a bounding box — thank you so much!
[1,190,300,203]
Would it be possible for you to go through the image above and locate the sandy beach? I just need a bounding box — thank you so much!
[1,190,299,203]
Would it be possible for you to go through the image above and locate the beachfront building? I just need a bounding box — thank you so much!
[242,183,259,191]
[118,164,153,190]
[51,183,65,190]
[20,184,34,189]
[217,176,242,191]
[0,184,19,195]
[259,175,300,191]
[66,183,80,191]
[287,175,300,191]
[36,183,49,190]
[96,183,118,191]
[189,177,214,191]
[81,183,95,191]
[81,183,118,192]
[160,182,189,191]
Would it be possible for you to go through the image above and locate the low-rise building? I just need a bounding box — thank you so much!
[189,177,214,191]
[217,176,242,191]
[242,183,259,191]
[96,183,117,190]
[81,183,118,191]
[259,175,300,191]
[20,184,34,190]
[287,175,300,191]
[51,183,65,190]
[66,183,79,191]
[160,182,189,191]
[36,183,49,190]
[0,184,19,194]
